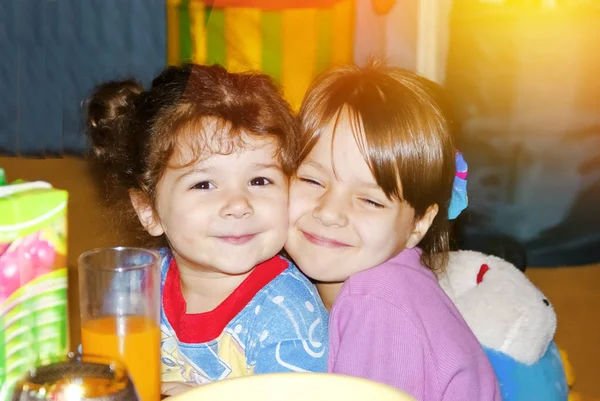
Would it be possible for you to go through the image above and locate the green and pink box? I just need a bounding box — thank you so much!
[0,169,69,400]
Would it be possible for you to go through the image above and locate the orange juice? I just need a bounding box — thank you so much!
[81,316,160,401]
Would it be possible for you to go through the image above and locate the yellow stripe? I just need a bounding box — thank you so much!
[189,1,206,64]
[225,8,262,73]
[166,0,181,65]
[331,0,355,65]
[282,8,317,111]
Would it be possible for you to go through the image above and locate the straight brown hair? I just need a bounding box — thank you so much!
[297,61,456,271]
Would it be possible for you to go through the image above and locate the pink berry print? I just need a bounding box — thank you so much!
[17,236,55,280]
[22,231,40,246]
[0,250,22,299]
[32,239,56,270]
[0,242,8,257]
[0,231,58,302]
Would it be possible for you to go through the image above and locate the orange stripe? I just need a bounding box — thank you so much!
[225,8,262,73]
[331,0,354,65]
[281,8,318,110]
[189,1,207,64]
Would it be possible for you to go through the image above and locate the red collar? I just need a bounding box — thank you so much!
[163,256,288,343]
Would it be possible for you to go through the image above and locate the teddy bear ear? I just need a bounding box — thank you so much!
[476,263,490,284]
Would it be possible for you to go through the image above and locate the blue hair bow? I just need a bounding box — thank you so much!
[448,152,468,220]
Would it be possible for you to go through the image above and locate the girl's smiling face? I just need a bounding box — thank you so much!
[286,111,435,283]
[133,120,289,278]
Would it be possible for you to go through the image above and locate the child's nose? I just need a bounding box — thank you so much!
[220,192,253,219]
[313,191,349,227]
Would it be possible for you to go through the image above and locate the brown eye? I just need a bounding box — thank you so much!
[191,181,213,190]
[250,177,271,186]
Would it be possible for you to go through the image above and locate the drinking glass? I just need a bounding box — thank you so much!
[78,247,161,401]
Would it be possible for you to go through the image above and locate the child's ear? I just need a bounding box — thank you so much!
[405,204,439,249]
[129,190,164,236]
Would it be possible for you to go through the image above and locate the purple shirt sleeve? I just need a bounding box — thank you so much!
[329,294,498,401]
[329,294,428,398]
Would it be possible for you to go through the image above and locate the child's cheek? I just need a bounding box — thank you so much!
[288,194,312,223]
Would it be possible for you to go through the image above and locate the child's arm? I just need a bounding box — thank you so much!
[248,271,329,374]
[329,294,426,398]
[253,337,328,374]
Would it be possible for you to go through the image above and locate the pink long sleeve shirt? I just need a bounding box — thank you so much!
[328,248,501,401]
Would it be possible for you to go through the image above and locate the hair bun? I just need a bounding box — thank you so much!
[86,79,143,157]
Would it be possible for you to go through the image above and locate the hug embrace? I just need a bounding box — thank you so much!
[86,60,500,401]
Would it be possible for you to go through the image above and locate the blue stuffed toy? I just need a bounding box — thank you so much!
[438,250,569,401]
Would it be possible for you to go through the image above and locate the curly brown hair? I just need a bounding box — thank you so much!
[86,63,298,246]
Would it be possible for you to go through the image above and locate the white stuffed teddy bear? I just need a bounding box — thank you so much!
[438,250,569,401]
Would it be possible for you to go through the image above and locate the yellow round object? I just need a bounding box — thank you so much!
[372,0,396,14]
[169,373,416,401]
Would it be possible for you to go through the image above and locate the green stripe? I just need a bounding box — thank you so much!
[261,12,283,83]
[204,0,214,24]
[206,8,227,66]
[315,8,333,75]
[178,0,192,63]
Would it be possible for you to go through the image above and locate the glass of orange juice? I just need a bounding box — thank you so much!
[78,247,161,401]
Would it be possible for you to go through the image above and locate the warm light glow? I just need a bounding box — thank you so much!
[64,383,84,401]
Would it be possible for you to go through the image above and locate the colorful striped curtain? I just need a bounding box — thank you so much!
[167,0,355,110]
